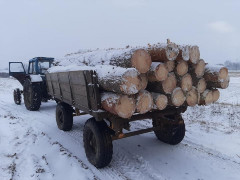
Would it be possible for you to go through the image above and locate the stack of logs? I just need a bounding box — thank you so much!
[65,40,230,118]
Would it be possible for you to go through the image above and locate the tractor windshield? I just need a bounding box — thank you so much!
[38,61,51,74]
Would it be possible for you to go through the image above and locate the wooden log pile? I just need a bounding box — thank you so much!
[54,40,230,118]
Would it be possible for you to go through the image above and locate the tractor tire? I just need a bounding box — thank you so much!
[23,79,42,111]
[152,114,185,145]
[56,103,73,131]
[83,118,113,168]
[13,88,21,105]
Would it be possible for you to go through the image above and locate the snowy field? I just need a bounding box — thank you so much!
[0,74,240,180]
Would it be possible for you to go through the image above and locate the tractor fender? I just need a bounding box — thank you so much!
[30,75,43,83]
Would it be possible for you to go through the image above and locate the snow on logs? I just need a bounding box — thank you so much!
[49,40,229,118]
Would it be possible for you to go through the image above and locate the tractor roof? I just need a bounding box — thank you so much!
[29,57,54,62]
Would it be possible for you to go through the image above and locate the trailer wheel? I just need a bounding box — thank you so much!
[23,79,42,111]
[83,118,113,168]
[13,88,21,105]
[56,103,73,131]
[152,115,185,145]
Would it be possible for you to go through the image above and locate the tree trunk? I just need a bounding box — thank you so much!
[147,72,177,94]
[165,60,175,72]
[189,59,206,78]
[135,90,153,114]
[168,87,186,106]
[147,42,179,62]
[101,93,136,119]
[148,62,168,82]
[186,87,198,107]
[199,90,213,105]
[177,73,193,92]
[175,60,188,76]
[189,46,200,64]
[204,64,229,82]
[176,45,190,61]
[97,66,143,95]
[206,77,229,89]
[151,93,168,110]
[212,89,220,102]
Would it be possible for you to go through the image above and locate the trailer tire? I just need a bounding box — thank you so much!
[13,88,21,105]
[23,79,42,111]
[83,118,113,168]
[56,103,73,131]
[152,115,185,145]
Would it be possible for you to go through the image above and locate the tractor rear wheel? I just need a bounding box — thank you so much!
[152,114,185,145]
[23,79,42,111]
[13,88,22,105]
[56,103,73,131]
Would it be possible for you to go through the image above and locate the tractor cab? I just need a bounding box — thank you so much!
[9,57,54,85]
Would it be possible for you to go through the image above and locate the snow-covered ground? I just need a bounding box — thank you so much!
[0,75,240,180]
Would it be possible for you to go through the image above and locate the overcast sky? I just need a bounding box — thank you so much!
[0,0,239,69]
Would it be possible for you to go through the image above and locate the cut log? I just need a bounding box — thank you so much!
[139,74,148,90]
[199,89,213,105]
[147,43,179,62]
[204,64,229,82]
[176,45,190,61]
[189,46,200,64]
[165,60,175,72]
[189,59,206,78]
[168,87,186,106]
[58,48,152,74]
[97,66,143,95]
[175,60,188,76]
[207,76,230,89]
[186,87,198,107]
[101,93,136,119]
[148,62,168,82]
[147,72,177,94]
[136,90,153,114]
[177,73,192,92]
[151,93,168,110]
[212,89,220,103]
[196,78,207,93]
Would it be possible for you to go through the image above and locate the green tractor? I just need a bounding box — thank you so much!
[9,57,54,111]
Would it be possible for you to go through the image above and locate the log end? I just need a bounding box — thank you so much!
[197,78,207,93]
[189,46,200,64]
[155,94,168,110]
[166,43,179,61]
[212,89,220,102]
[139,74,148,90]
[171,87,186,106]
[219,67,229,80]
[176,60,188,76]
[121,70,141,94]
[165,60,175,72]
[136,90,153,114]
[131,49,152,73]
[155,63,168,81]
[117,95,136,118]
[195,59,206,78]
[162,72,177,94]
[186,87,198,107]
[181,73,193,92]
[199,90,213,105]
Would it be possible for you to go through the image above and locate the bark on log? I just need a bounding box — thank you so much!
[177,73,193,92]
[204,64,229,82]
[186,87,198,107]
[97,66,143,95]
[175,60,188,76]
[101,93,136,118]
[148,62,168,82]
[199,89,213,105]
[147,43,179,62]
[168,87,186,106]
[189,59,206,78]
[147,72,177,94]
[207,76,230,89]
[165,60,175,72]
[60,48,152,74]
[151,93,168,110]
[212,89,220,103]
[136,90,153,114]
[176,45,190,61]
[189,46,200,64]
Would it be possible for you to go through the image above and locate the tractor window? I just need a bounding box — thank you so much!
[38,61,50,74]
[9,63,25,73]
[28,62,35,74]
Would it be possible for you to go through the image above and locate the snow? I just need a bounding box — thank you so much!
[0,73,240,180]
[30,75,43,82]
